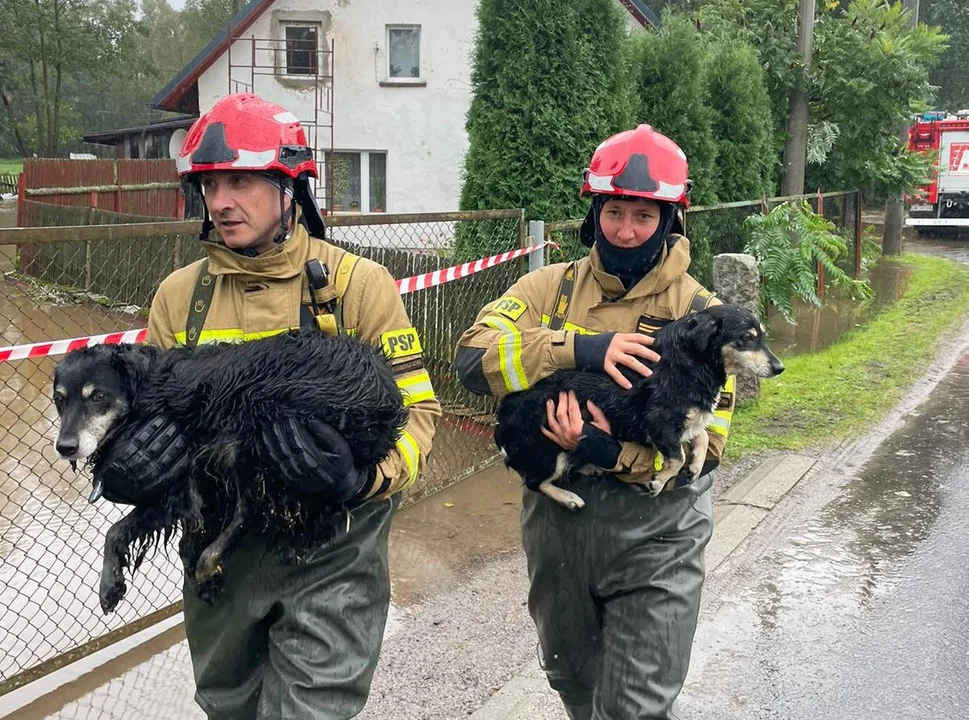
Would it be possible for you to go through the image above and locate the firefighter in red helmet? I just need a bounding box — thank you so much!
[92,93,440,719]
[456,124,732,719]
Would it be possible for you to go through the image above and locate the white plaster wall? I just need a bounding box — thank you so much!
[197,0,478,213]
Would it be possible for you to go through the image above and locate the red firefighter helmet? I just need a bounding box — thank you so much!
[176,93,317,179]
[581,124,692,208]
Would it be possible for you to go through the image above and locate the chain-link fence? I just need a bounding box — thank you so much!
[546,190,863,289]
[0,208,526,698]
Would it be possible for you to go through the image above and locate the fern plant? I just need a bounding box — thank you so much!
[742,201,873,324]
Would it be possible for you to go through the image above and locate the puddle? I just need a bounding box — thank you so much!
[766,258,915,358]
[1,199,16,272]
[685,352,969,718]
[389,463,522,608]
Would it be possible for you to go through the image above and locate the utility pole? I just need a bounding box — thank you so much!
[780,0,816,197]
[882,0,920,256]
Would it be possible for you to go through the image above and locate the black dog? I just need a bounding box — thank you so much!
[495,304,784,510]
[52,330,407,613]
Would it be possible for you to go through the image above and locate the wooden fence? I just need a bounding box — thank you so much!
[18,158,184,220]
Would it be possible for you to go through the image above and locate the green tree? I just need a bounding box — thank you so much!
[628,12,720,204]
[806,0,948,200]
[458,0,632,246]
[705,41,777,200]
[697,0,801,158]
[921,0,969,110]
[0,0,146,156]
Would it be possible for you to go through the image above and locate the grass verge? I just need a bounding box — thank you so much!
[0,159,23,175]
[728,254,969,459]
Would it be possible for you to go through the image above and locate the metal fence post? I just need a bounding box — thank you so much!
[528,219,545,274]
[855,190,863,278]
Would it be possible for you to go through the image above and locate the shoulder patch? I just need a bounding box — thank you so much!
[490,295,528,321]
[380,327,423,358]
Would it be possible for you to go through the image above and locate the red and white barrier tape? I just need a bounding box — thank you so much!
[0,240,554,363]
[395,241,551,294]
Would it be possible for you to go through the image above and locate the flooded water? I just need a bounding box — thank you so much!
[0,273,171,686]
[389,463,522,608]
[682,352,969,718]
[765,259,914,358]
[1,198,16,271]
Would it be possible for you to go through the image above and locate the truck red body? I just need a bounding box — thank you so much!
[906,111,969,231]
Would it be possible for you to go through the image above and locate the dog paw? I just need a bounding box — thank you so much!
[562,491,586,511]
[99,576,127,615]
[646,479,666,497]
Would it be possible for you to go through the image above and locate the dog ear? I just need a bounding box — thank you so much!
[109,345,153,398]
[686,313,721,353]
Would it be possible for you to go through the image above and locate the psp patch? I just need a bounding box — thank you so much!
[381,327,423,359]
[490,296,528,321]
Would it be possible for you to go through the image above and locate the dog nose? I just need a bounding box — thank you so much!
[56,438,78,457]
[771,358,785,375]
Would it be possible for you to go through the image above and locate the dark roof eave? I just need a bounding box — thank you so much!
[618,0,662,29]
[82,117,198,145]
[149,0,276,113]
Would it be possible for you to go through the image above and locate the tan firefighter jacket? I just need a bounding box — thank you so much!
[146,222,441,501]
[455,235,734,489]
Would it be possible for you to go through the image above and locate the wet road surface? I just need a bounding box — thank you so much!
[681,348,969,719]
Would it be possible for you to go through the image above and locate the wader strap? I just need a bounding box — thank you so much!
[688,286,716,315]
[185,259,214,349]
[312,252,361,336]
[548,262,577,331]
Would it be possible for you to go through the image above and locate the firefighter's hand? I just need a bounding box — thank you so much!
[542,392,620,469]
[93,415,190,505]
[262,417,374,503]
[604,333,660,389]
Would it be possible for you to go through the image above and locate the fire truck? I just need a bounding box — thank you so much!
[906,109,969,232]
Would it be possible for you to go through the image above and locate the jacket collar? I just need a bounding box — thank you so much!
[589,235,692,301]
[203,222,312,281]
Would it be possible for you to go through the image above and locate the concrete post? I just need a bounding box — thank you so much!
[528,219,546,273]
[713,253,763,401]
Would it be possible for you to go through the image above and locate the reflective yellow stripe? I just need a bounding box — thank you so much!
[708,376,735,437]
[708,412,732,437]
[653,451,664,472]
[396,430,420,487]
[539,314,597,334]
[483,315,529,393]
[397,370,435,406]
[173,327,296,345]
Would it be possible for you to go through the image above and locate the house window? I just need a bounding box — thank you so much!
[369,153,387,212]
[388,25,421,79]
[326,151,388,213]
[283,23,319,76]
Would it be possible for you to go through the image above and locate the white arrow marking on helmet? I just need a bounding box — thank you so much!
[587,173,615,192]
[232,149,277,169]
[273,111,300,124]
[653,181,685,200]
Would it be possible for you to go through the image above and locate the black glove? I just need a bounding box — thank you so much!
[571,423,622,470]
[92,415,190,505]
[261,417,374,503]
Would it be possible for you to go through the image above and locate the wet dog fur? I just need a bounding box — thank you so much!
[495,304,785,510]
[52,330,407,613]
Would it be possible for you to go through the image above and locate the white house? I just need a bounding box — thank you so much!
[150,0,659,215]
